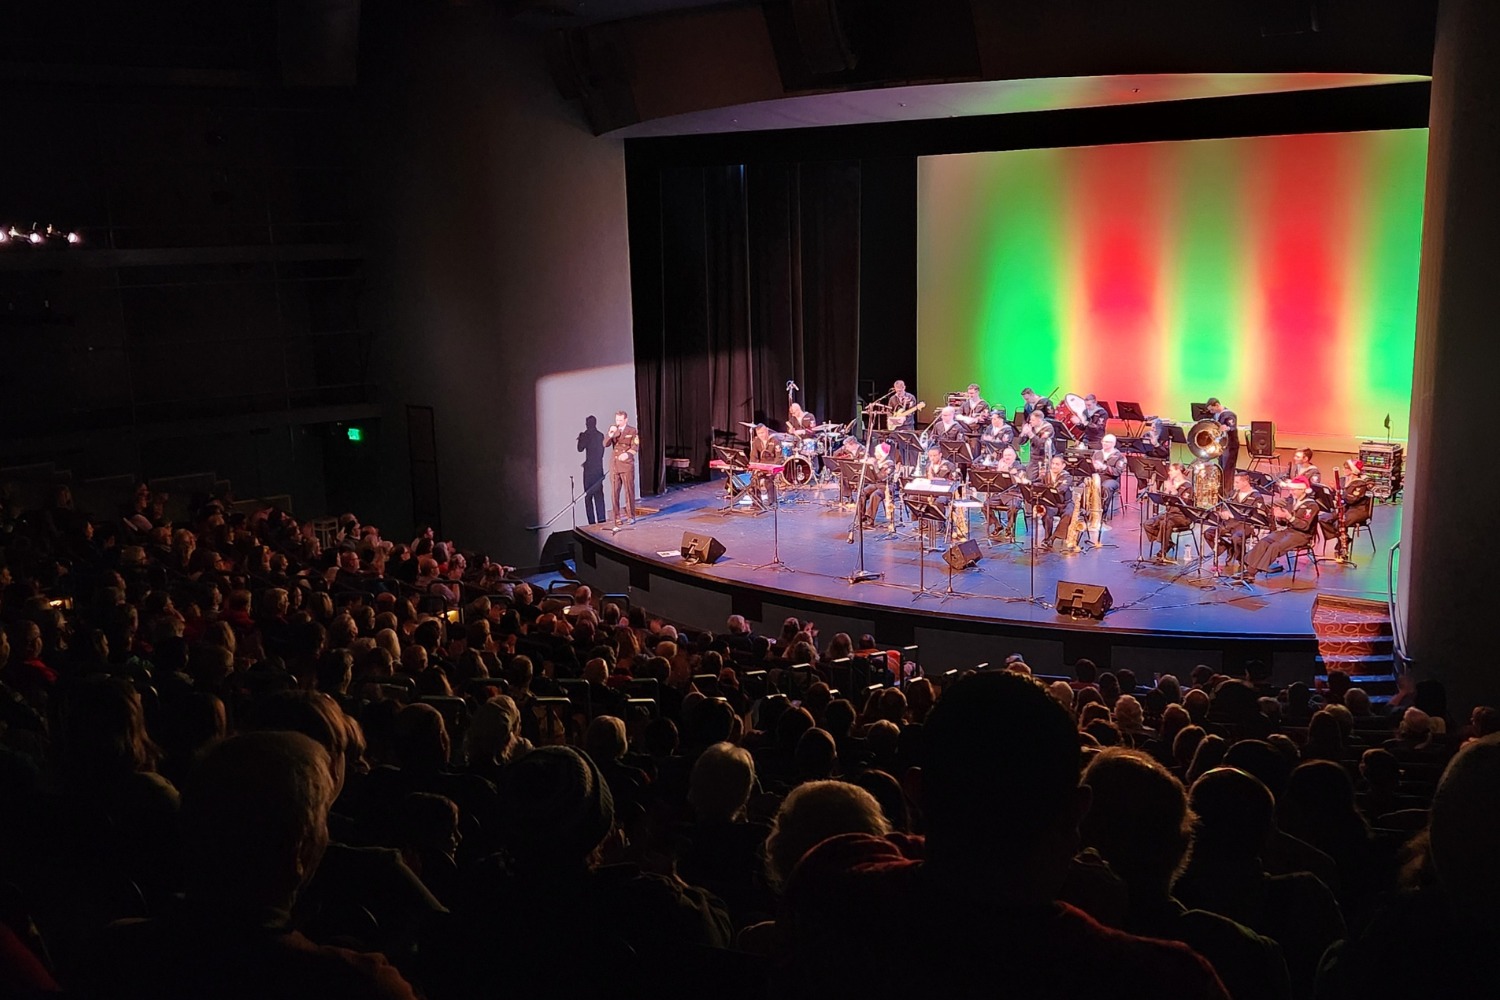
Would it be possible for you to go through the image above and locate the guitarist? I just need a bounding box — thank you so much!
[888,379,924,469]
[889,380,918,430]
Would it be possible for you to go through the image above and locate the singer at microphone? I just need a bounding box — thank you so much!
[605,409,639,528]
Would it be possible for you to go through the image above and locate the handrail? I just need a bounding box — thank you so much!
[1388,541,1411,671]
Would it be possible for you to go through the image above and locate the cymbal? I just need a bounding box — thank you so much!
[738,421,759,428]
[812,422,845,431]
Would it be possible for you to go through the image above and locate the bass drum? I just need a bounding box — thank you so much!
[1057,393,1088,440]
[781,455,814,487]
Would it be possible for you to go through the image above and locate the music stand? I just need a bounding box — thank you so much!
[903,492,951,600]
[753,477,793,573]
[1013,482,1061,605]
[712,444,748,469]
[1218,501,1272,587]
[1141,492,1194,565]
[968,467,1021,544]
[829,456,865,505]
[1190,402,1211,422]
[939,437,975,467]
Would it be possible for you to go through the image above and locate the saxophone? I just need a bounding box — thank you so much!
[1065,473,1102,548]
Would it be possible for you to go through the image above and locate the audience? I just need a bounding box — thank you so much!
[0,484,1489,1000]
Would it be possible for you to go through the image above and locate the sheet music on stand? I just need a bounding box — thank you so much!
[939,437,975,466]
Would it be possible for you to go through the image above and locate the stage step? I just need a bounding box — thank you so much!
[1311,594,1401,695]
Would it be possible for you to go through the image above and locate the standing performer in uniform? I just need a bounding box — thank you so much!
[1021,387,1055,422]
[859,442,898,529]
[605,409,639,527]
[1206,397,1239,496]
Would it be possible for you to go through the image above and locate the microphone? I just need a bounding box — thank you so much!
[786,380,799,392]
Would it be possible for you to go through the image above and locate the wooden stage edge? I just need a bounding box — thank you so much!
[569,481,1402,682]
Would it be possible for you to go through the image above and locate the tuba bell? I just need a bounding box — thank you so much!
[1187,418,1226,461]
[1188,418,1226,508]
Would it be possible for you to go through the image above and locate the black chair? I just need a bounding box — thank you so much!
[1287,541,1321,580]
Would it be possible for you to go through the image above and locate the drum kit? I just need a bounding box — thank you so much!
[737,420,848,495]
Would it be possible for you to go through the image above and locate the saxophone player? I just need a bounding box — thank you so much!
[859,442,898,528]
[1035,454,1074,547]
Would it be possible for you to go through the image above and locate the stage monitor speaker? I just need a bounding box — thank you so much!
[943,539,982,571]
[1055,581,1113,620]
[1249,421,1276,457]
[681,532,726,565]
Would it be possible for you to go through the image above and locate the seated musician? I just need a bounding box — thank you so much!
[930,406,966,444]
[1242,477,1321,582]
[786,403,817,438]
[859,442,898,528]
[1142,463,1194,561]
[1204,471,1261,566]
[1137,417,1171,460]
[923,446,958,481]
[1092,433,1126,516]
[1317,458,1375,558]
[1035,454,1074,546]
[979,412,1016,462]
[1018,410,1058,465]
[957,383,991,427]
[749,424,781,501]
[1021,387,1055,421]
[1287,448,1320,485]
[983,446,1026,540]
[1082,394,1109,449]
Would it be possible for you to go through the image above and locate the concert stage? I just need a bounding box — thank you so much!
[574,479,1401,682]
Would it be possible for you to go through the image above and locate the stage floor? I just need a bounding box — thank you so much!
[579,479,1400,643]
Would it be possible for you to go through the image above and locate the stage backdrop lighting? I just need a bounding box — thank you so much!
[917,129,1427,446]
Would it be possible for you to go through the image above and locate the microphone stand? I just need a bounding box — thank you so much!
[846,386,897,584]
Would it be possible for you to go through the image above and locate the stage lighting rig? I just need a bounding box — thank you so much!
[0,223,82,247]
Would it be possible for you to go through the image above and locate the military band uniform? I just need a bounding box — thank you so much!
[860,455,897,526]
[979,422,1016,461]
[1215,406,1240,494]
[1034,466,1074,544]
[749,434,782,504]
[1083,404,1109,449]
[983,464,1026,540]
[1243,496,1321,580]
[606,424,640,525]
[1092,448,1126,516]
[930,417,968,444]
[1143,482,1194,558]
[1317,477,1374,547]
[889,390,918,430]
[1203,488,1263,563]
[959,396,991,425]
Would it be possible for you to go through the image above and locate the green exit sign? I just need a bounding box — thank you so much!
[346,426,363,442]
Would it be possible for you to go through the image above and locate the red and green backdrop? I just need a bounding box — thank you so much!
[916,129,1427,443]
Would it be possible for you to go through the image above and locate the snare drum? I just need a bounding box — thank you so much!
[781,455,814,487]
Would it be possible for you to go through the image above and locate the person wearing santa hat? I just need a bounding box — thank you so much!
[1242,476,1322,582]
[1318,458,1375,560]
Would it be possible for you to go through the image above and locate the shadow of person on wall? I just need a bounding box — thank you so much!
[578,415,606,524]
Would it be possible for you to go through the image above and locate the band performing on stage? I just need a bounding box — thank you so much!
[698,378,1388,586]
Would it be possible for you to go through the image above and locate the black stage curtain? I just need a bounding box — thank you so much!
[629,159,864,495]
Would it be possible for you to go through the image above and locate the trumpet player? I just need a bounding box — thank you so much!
[979,411,1016,461]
